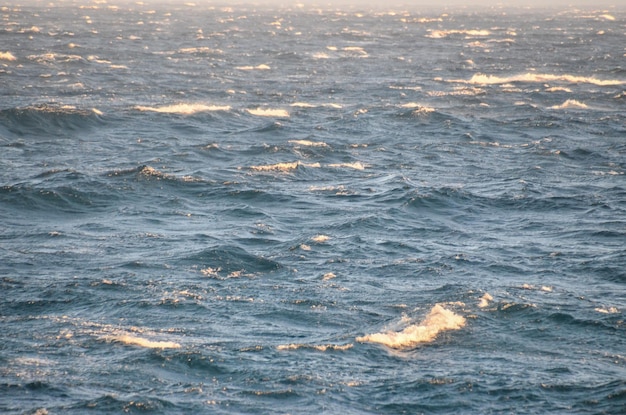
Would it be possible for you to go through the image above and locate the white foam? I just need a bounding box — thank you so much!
[104,334,180,349]
[595,306,619,314]
[178,46,222,54]
[356,304,466,349]
[401,103,436,114]
[288,139,328,147]
[599,14,615,21]
[0,51,17,61]
[246,108,289,117]
[311,235,330,243]
[342,46,368,57]
[457,73,623,86]
[427,29,490,38]
[134,104,230,114]
[322,272,336,280]
[291,102,317,108]
[236,64,271,70]
[550,99,589,110]
[478,293,493,308]
[248,161,320,172]
[277,343,353,352]
[328,162,365,170]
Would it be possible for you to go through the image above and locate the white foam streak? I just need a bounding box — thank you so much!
[458,73,623,86]
[248,161,320,172]
[134,104,231,114]
[356,304,465,349]
[106,334,181,349]
[277,343,353,352]
[427,29,490,38]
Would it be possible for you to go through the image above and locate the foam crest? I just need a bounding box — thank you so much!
[356,304,465,349]
[458,73,623,86]
[236,64,271,70]
[135,104,231,114]
[288,139,329,147]
[246,108,289,117]
[248,161,320,172]
[0,51,17,61]
[401,103,436,114]
[550,99,589,110]
[427,29,490,38]
[277,343,353,352]
[106,334,181,349]
[328,162,365,170]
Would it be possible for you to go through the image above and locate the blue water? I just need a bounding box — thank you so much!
[1,2,625,414]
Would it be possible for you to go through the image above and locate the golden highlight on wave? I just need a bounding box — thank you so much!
[356,304,466,349]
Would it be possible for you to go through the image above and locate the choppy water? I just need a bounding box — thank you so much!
[1,2,625,414]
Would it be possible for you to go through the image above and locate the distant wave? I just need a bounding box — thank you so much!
[455,72,624,86]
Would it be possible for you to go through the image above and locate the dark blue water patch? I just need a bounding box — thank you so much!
[181,245,282,276]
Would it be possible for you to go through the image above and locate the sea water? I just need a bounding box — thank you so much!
[1,1,625,414]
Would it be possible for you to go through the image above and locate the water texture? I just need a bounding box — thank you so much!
[1,2,625,414]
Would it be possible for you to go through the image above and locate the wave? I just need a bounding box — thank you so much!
[356,304,466,349]
[246,108,289,117]
[104,334,181,349]
[0,104,104,137]
[454,72,624,86]
[185,245,281,276]
[1,170,119,214]
[134,103,231,114]
[550,99,589,110]
[245,160,366,173]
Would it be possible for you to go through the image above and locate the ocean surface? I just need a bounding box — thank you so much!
[1,1,625,414]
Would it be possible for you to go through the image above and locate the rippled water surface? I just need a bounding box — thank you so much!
[1,2,625,414]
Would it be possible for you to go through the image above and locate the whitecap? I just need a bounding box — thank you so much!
[457,72,623,86]
[0,51,17,61]
[236,64,271,70]
[277,343,353,352]
[246,108,289,117]
[311,235,331,243]
[356,304,466,349]
[248,161,320,172]
[134,103,231,114]
[478,293,493,308]
[107,335,181,349]
[550,99,588,110]
[288,139,328,147]
[328,162,365,170]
